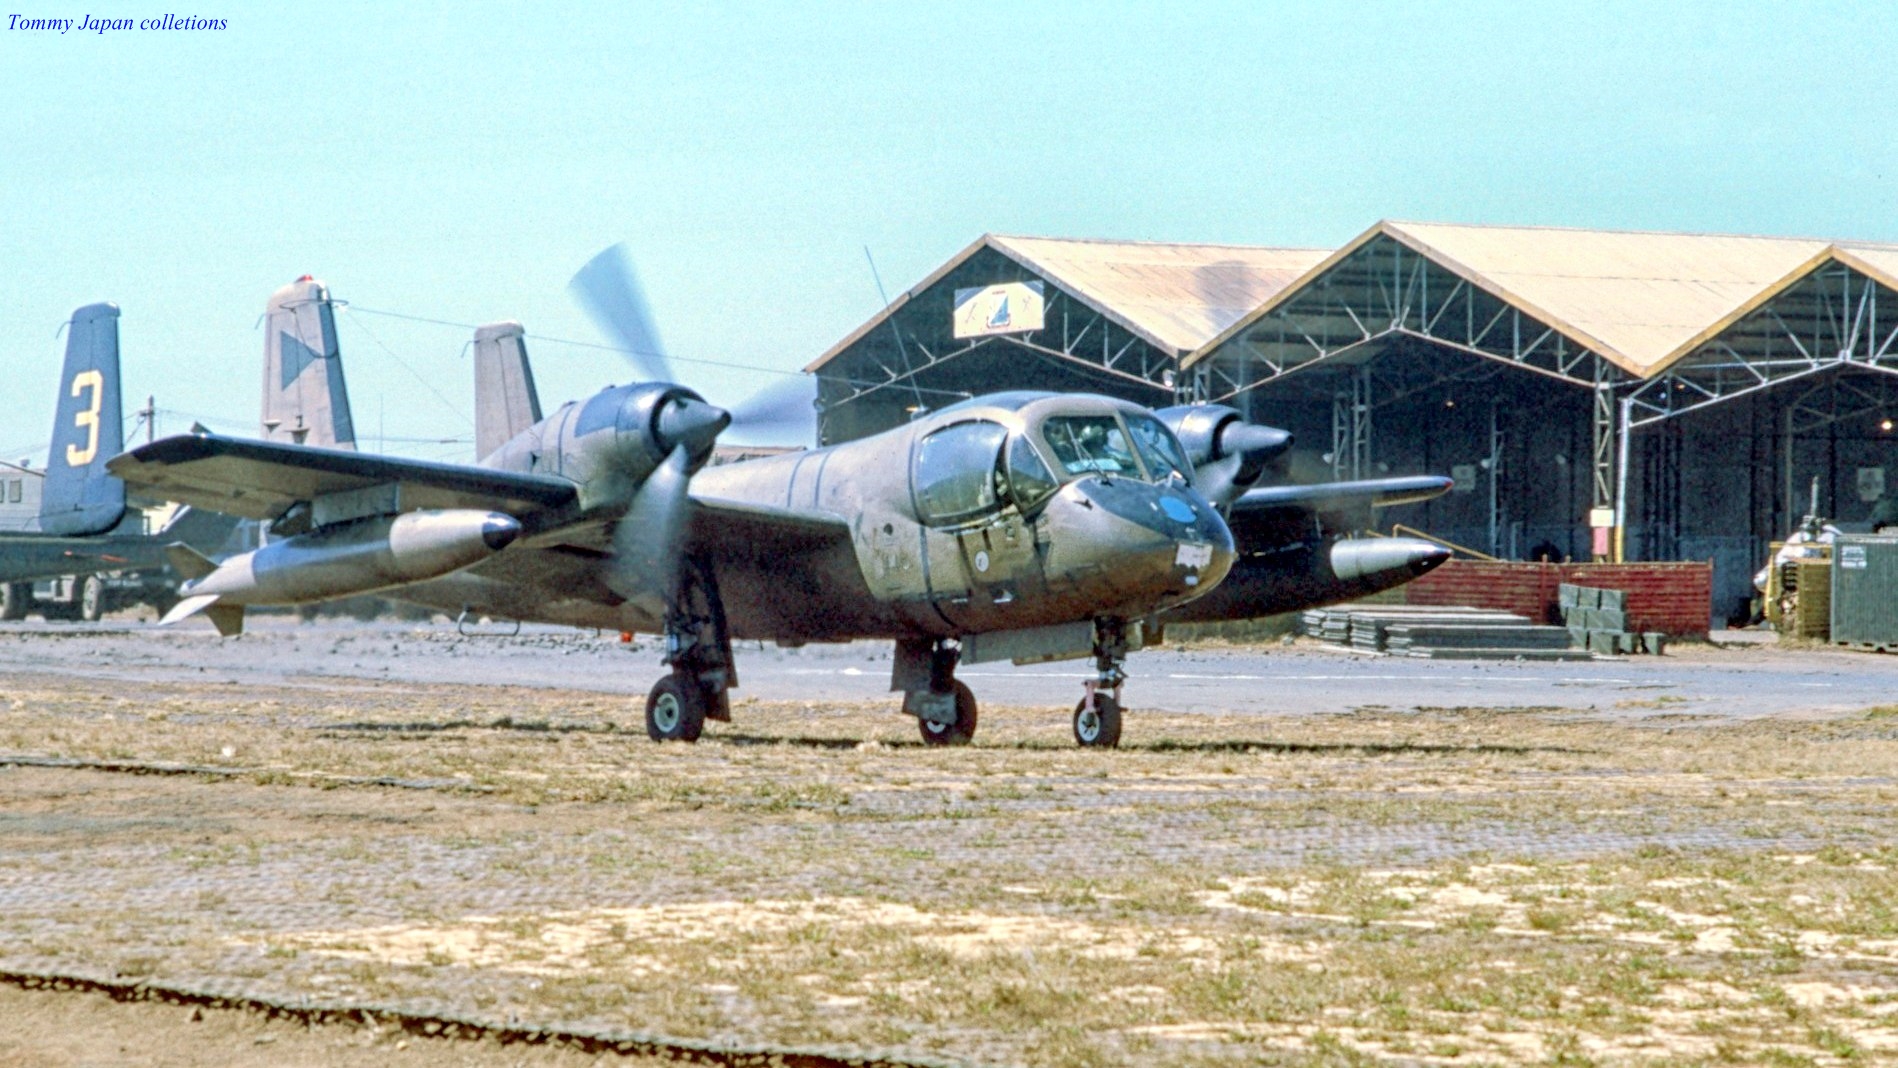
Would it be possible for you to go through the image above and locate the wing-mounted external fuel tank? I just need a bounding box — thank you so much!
[160,509,521,635]
[262,276,356,449]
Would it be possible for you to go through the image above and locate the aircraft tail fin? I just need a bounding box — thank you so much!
[40,302,127,536]
[163,542,219,582]
[158,591,244,636]
[159,592,216,625]
[262,276,357,450]
[205,603,245,636]
[473,321,542,461]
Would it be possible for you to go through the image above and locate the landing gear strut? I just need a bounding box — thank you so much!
[895,637,978,746]
[645,556,734,743]
[1073,618,1128,748]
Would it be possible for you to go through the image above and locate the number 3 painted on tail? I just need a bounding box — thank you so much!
[65,370,103,466]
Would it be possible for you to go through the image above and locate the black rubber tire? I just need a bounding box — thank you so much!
[0,583,29,621]
[918,680,978,746]
[1073,694,1123,749]
[645,674,706,742]
[77,575,104,623]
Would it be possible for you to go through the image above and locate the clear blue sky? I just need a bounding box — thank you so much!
[2,1,1893,461]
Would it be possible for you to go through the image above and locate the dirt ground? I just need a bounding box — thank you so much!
[2,637,1897,1065]
[0,981,675,1068]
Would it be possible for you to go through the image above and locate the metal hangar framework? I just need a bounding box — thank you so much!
[807,235,1326,443]
[811,222,1898,621]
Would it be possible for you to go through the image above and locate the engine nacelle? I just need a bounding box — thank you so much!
[1154,404,1294,495]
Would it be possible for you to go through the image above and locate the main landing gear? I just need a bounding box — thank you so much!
[643,558,734,743]
[894,637,978,746]
[1072,617,1129,749]
[894,617,1138,749]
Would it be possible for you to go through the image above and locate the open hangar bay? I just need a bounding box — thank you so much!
[812,222,1898,624]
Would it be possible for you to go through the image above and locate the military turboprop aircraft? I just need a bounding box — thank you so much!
[107,251,1451,748]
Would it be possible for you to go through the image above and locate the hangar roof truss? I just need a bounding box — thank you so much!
[1625,254,1898,427]
[1186,223,1629,403]
[1188,221,1898,425]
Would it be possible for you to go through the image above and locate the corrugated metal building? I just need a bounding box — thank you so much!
[813,222,1898,622]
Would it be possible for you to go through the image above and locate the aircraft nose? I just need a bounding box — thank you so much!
[1061,477,1235,606]
[655,395,732,458]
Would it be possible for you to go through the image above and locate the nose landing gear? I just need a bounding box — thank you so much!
[1073,618,1129,748]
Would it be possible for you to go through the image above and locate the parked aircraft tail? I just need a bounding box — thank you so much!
[472,321,542,461]
[40,302,127,536]
[262,276,357,449]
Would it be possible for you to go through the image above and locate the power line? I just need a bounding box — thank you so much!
[345,304,973,401]
[339,311,476,429]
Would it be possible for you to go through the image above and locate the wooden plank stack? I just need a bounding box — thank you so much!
[1300,605,1593,660]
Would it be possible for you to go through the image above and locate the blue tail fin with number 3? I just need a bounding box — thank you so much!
[41,302,126,535]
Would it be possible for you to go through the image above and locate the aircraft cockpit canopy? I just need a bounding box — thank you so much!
[911,403,1193,527]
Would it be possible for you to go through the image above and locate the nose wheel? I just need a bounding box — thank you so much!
[1073,689,1122,748]
[1074,618,1131,748]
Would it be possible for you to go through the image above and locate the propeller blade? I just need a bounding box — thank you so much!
[568,244,674,383]
[1194,452,1246,507]
[606,444,692,603]
[726,375,817,443]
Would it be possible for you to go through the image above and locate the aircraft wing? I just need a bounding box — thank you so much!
[688,496,853,558]
[106,433,578,524]
[1231,475,1454,515]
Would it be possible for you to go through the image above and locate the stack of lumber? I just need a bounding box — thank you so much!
[1303,605,1592,660]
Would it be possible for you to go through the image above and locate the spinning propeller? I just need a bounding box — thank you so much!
[570,243,815,603]
[568,243,819,445]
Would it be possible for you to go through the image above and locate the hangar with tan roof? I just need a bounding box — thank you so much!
[810,222,1898,620]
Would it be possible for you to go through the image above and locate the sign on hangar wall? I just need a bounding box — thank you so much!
[952,281,1046,339]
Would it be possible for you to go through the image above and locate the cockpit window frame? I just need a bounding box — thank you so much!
[1038,413,1151,483]
[1125,413,1193,486]
[910,418,1012,528]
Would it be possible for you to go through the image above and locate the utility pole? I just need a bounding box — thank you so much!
[140,395,156,443]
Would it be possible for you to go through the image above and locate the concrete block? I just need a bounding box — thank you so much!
[1598,588,1627,612]
[1587,630,1619,655]
[1642,631,1666,655]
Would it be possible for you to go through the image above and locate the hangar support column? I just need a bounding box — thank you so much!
[1330,367,1372,480]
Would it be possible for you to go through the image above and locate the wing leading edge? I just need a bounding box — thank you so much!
[1232,475,1454,515]
[106,433,579,524]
